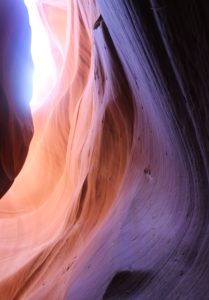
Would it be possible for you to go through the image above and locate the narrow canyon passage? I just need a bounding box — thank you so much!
[0,1,209,299]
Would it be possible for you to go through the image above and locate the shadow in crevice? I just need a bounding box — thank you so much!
[103,270,152,299]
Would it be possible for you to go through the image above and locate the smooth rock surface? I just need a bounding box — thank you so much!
[0,0,34,198]
[0,1,209,299]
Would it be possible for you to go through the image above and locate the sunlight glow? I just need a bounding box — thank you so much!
[24,0,56,108]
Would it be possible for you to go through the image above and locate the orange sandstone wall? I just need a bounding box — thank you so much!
[0,1,209,299]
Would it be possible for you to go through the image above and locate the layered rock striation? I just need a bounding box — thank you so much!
[0,1,209,299]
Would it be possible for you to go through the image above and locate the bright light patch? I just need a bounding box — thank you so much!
[24,0,56,108]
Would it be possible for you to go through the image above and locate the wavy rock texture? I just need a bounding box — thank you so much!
[0,0,209,299]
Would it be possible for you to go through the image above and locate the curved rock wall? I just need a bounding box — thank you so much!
[0,0,209,299]
[0,0,33,198]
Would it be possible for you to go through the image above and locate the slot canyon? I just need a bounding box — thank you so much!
[0,0,209,299]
